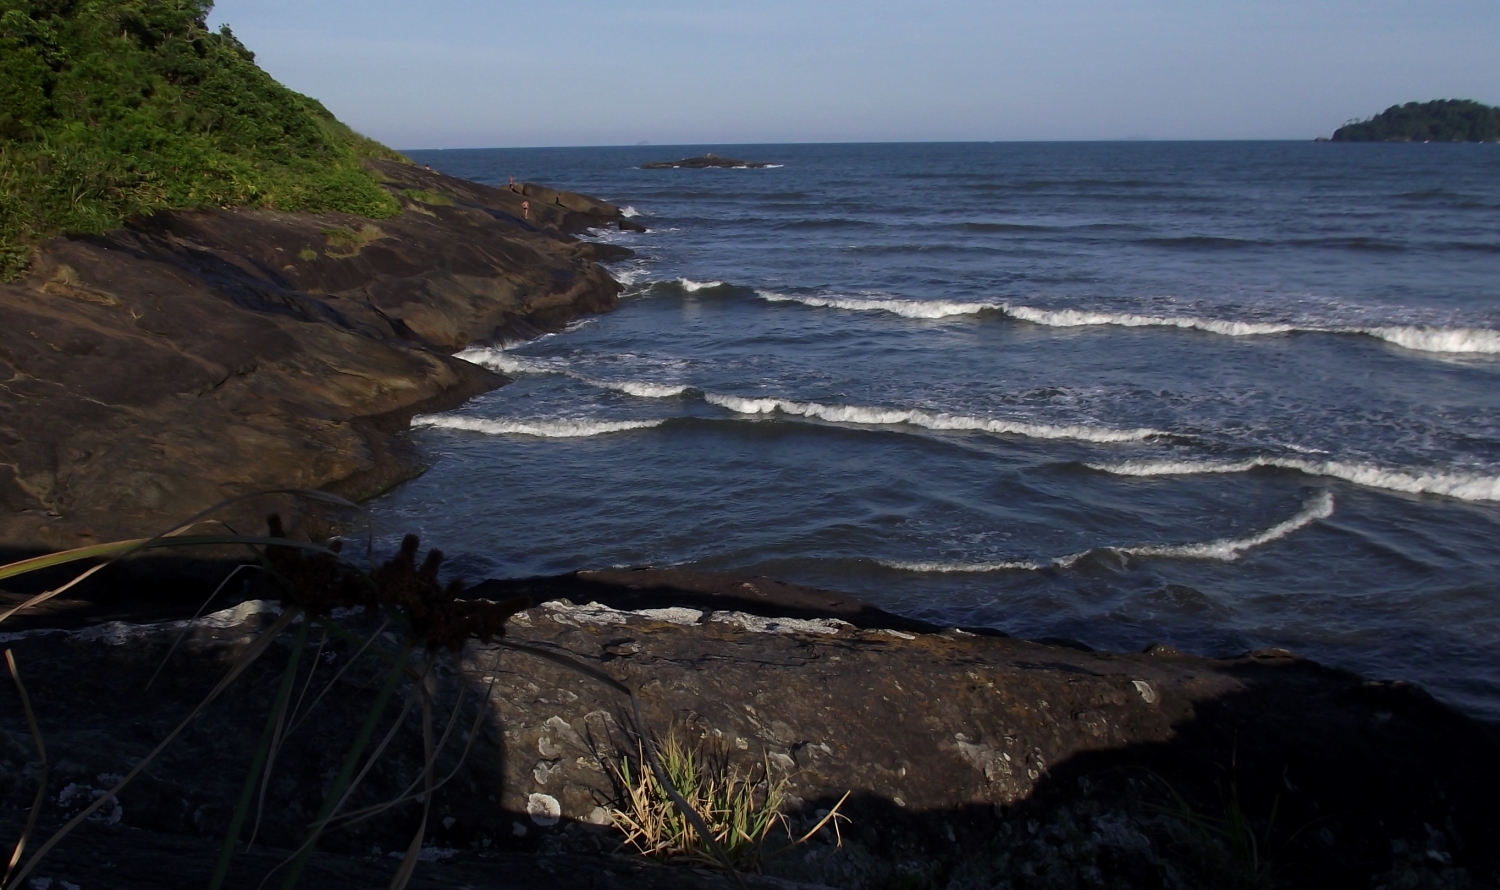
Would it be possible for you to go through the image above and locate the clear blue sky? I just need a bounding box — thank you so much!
[209,0,1500,149]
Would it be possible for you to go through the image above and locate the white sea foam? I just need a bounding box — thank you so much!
[678,278,724,292]
[455,347,564,376]
[456,348,687,398]
[880,558,1047,573]
[758,294,1500,356]
[704,393,1165,443]
[584,377,691,398]
[620,205,641,218]
[412,415,664,438]
[999,304,1295,337]
[758,290,998,319]
[611,267,650,287]
[1357,326,1500,355]
[1000,305,1500,355]
[1112,492,1335,561]
[1089,457,1500,502]
[880,492,1335,573]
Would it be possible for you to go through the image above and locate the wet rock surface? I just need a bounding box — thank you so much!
[1,570,1496,889]
[0,160,631,551]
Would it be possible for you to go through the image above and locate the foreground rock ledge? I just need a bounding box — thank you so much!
[0,160,632,550]
[1,579,1496,889]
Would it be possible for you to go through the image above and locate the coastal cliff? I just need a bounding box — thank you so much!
[0,163,631,550]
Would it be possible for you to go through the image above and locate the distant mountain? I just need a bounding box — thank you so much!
[1330,100,1500,142]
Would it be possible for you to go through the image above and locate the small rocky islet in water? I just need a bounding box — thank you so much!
[640,152,776,169]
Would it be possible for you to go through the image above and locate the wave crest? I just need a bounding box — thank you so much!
[881,492,1335,573]
[704,393,1164,444]
[1089,457,1500,502]
[1000,305,1294,337]
[751,294,1500,355]
[757,290,997,319]
[412,415,664,438]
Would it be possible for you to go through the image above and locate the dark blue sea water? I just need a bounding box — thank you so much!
[389,142,1500,719]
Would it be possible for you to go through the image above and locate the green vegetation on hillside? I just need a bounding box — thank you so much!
[1331,99,1500,143]
[0,0,405,279]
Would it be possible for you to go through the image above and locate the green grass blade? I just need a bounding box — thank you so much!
[209,616,313,890]
[280,640,413,889]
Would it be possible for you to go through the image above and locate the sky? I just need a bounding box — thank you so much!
[208,0,1500,149]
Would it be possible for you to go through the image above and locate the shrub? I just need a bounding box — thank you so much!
[0,0,405,280]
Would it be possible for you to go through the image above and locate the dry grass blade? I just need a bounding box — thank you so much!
[281,617,392,740]
[791,791,851,847]
[263,655,426,890]
[607,730,796,869]
[325,679,468,830]
[3,649,47,887]
[496,642,748,889]
[0,486,360,628]
[9,608,302,888]
[388,672,436,890]
[328,670,501,830]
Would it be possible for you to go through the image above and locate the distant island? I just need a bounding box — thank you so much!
[640,153,774,169]
[1328,99,1500,142]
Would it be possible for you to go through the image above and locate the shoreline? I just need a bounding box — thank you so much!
[0,161,631,552]
[3,567,1497,888]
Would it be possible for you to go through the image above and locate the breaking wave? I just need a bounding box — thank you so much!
[704,393,1166,444]
[589,379,691,398]
[1111,491,1336,561]
[882,492,1335,573]
[412,415,664,438]
[999,305,1294,337]
[997,306,1500,355]
[1360,326,1500,355]
[1089,457,1500,502]
[757,291,998,319]
[456,348,688,397]
[752,294,1500,355]
[455,348,566,376]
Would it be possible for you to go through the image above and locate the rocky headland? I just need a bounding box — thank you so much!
[0,160,634,553]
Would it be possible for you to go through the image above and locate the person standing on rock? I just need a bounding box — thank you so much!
[522,200,530,220]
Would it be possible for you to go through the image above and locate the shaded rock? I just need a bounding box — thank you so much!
[0,161,629,550]
[1,581,1496,889]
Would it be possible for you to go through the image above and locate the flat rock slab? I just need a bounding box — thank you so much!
[1,589,1496,888]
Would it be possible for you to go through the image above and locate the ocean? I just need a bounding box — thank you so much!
[389,142,1500,720]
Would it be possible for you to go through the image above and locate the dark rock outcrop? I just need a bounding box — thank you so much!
[1,570,1496,889]
[0,160,632,550]
[641,153,775,169]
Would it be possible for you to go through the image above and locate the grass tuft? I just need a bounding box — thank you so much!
[320,224,384,258]
[401,188,454,207]
[608,727,848,870]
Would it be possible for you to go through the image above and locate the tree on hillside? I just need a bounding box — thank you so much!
[1330,99,1500,142]
[0,0,404,278]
